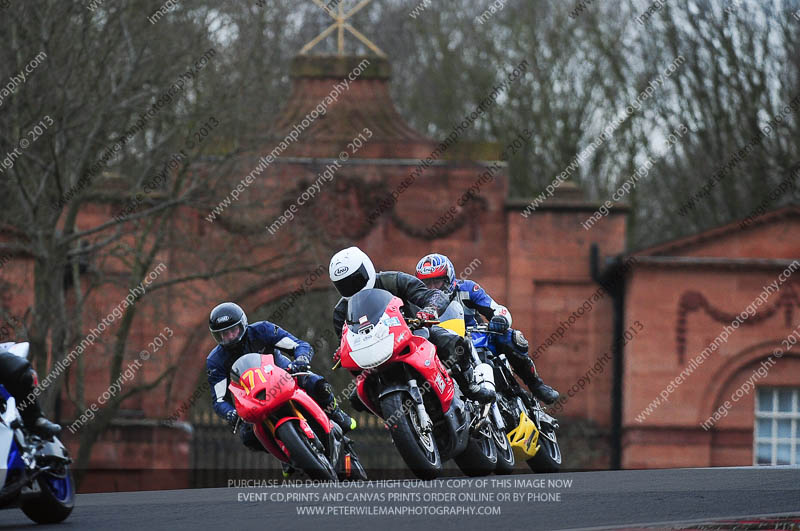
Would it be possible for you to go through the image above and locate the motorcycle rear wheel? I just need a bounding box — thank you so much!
[454,428,497,477]
[381,392,442,480]
[275,420,338,481]
[526,424,561,473]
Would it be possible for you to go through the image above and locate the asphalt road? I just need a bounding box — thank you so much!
[0,467,798,530]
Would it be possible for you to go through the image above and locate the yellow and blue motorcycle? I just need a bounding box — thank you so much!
[468,325,562,473]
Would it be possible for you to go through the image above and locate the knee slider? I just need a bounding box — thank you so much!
[511,330,528,358]
[454,336,470,357]
[313,380,335,403]
[349,387,366,412]
[512,330,529,351]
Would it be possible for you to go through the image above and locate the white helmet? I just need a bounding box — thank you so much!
[329,246,376,299]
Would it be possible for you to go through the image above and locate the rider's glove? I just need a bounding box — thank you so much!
[333,348,342,363]
[488,315,510,333]
[225,409,240,428]
[288,356,311,373]
[416,307,438,321]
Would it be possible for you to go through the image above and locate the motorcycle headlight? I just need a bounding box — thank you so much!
[349,333,395,369]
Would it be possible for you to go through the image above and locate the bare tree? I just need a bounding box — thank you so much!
[619,0,800,246]
[0,1,312,482]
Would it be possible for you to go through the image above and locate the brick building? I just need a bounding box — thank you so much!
[622,207,800,468]
[4,53,799,491]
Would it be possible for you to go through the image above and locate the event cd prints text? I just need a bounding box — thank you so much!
[232,477,574,516]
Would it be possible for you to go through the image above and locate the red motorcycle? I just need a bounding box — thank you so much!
[228,353,366,481]
[337,289,497,479]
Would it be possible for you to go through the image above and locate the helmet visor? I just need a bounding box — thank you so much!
[333,263,370,298]
[212,323,245,346]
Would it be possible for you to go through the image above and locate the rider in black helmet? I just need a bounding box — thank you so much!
[206,302,356,456]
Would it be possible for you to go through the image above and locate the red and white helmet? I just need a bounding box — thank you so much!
[415,253,456,294]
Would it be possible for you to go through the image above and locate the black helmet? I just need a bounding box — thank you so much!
[209,302,248,347]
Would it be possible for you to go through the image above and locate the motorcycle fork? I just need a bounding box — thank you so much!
[491,403,506,431]
[471,402,494,436]
[401,362,434,435]
[276,402,338,461]
[468,341,482,366]
[469,346,503,434]
[408,379,434,434]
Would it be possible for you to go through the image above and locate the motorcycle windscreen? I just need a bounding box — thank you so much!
[346,288,395,328]
[230,353,263,384]
[437,300,466,336]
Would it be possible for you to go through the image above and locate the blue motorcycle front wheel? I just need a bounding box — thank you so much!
[20,465,75,524]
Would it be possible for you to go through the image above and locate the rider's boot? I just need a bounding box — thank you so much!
[520,368,560,405]
[452,357,495,404]
[30,417,62,439]
[447,334,495,403]
[281,462,296,479]
[502,331,560,405]
[328,405,357,434]
[19,389,60,438]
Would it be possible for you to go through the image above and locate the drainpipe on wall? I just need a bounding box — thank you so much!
[590,244,627,470]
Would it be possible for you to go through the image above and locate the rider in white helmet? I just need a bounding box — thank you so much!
[329,246,494,403]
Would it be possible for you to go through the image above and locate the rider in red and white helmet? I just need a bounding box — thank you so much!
[416,253,559,405]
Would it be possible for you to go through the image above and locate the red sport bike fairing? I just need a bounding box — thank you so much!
[228,353,366,481]
[338,288,498,479]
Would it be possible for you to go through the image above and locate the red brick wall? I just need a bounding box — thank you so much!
[623,213,800,468]
[506,200,627,426]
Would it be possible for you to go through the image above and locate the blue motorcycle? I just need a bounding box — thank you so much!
[0,342,74,524]
[468,326,562,473]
